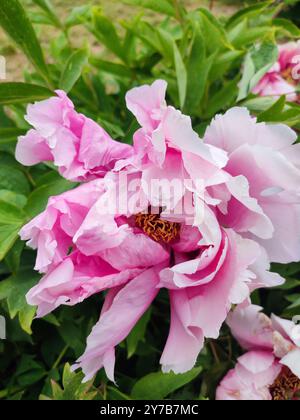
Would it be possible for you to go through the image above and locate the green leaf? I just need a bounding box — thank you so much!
[19,305,37,335]
[0,200,26,224]
[0,270,38,333]
[184,24,205,112]
[197,8,228,53]
[66,5,92,28]
[226,1,273,29]
[276,278,300,290]
[273,18,300,38]
[232,26,273,49]
[59,49,88,93]
[0,83,53,105]
[0,190,27,208]
[47,364,100,400]
[126,309,151,358]
[131,367,202,400]
[0,167,30,196]
[24,178,76,218]
[0,0,50,82]
[16,355,46,386]
[90,58,132,78]
[238,42,278,101]
[107,387,132,400]
[92,8,126,62]
[210,50,244,81]
[0,128,27,145]
[5,240,24,274]
[121,0,176,17]
[173,43,187,109]
[157,27,176,64]
[204,78,239,118]
[258,96,286,122]
[0,224,22,260]
[287,296,300,310]
[32,0,62,28]
[272,262,300,277]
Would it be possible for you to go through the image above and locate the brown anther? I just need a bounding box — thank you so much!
[270,367,300,401]
[135,213,180,244]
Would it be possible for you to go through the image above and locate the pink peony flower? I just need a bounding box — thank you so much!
[18,80,300,383]
[216,305,300,400]
[204,107,300,264]
[16,90,133,181]
[253,42,300,102]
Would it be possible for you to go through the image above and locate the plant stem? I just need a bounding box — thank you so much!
[52,345,69,371]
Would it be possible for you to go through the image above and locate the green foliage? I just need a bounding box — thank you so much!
[131,367,203,400]
[0,0,299,401]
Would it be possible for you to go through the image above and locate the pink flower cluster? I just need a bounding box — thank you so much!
[16,80,300,392]
[217,305,300,400]
[253,42,300,102]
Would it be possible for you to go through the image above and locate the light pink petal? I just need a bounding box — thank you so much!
[126,79,167,131]
[73,267,160,382]
[16,130,53,166]
[227,305,274,351]
[221,175,274,239]
[280,348,300,378]
[216,351,281,400]
[160,289,204,374]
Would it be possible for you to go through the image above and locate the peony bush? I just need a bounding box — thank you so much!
[0,0,300,401]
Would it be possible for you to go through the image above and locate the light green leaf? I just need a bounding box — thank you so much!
[121,0,176,17]
[0,200,26,225]
[238,42,278,101]
[59,49,88,93]
[66,5,92,28]
[32,0,62,28]
[184,24,205,112]
[226,1,273,29]
[0,190,27,208]
[173,43,187,109]
[47,363,100,400]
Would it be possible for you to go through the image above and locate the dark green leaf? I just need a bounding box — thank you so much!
[131,367,202,400]
[0,83,53,105]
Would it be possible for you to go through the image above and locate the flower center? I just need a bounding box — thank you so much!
[270,367,300,401]
[135,213,180,244]
[281,67,297,85]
